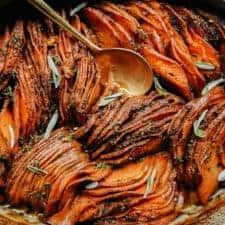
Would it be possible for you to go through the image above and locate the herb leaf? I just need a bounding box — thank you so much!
[3,86,13,97]
[65,133,75,142]
[70,2,88,16]
[218,169,225,182]
[44,110,59,139]
[48,55,61,88]
[143,168,156,198]
[98,92,123,107]
[153,77,168,96]
[195,61,215,70]
[201,78,225,96]
[27,161,48,176]
[8,125,15,148]
[85,181,99,189]
[193,110,208,138]
[96,162,108,170]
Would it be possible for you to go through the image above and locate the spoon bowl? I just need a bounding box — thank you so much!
[96,48,153,95]
[27,0,153,96]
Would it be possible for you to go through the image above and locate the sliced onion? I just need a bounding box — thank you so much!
[201,78,225,96]
[193,110,208,138]
[44,110,59,139]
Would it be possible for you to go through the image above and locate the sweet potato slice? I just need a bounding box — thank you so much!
[169,87,225,181]
[6,128,111,218]
[140,46,193,100]
[76,91,183,165]
[98,2,139,36]
[0,27,10,74]
[96,5,135,49]
[2,21,24,75]
[164,6,220,72]
[0,101,16,150]
[47,153,182,225]
[0,131,10,161]
[83,7,120,48]
[195,141,222,204]
[126,2,170,46]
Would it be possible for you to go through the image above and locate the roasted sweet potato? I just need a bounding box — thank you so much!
[74,91,184,165]
[48,153,183,225]
[0,1,224,224]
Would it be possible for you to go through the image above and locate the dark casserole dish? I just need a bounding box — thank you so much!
[0,0,225,224]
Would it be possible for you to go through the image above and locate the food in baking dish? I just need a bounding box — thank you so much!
[0,0,225,224]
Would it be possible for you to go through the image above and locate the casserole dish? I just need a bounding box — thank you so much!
[0,0,225,225]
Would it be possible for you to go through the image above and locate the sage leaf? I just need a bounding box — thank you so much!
[201,78,225,96]
[153,77,168,96]
[193,110,208,138]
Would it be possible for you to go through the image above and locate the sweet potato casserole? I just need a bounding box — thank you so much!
[0,0,225,224]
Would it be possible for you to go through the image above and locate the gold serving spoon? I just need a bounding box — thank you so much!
[27,0,153,96]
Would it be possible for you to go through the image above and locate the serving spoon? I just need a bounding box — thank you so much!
[26,0,153,96]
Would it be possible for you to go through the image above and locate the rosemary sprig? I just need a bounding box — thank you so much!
[44,110,59,139]
[201,78,225,96]
[70,2,88,16]
[27,160,48,176]
[143,168,157,198]
[48,55,61,88]
[98,92,123,107]
[195,61,215,70]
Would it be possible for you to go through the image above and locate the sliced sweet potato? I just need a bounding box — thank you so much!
[0,101,16,149]
[140,46,193,100]
[2,21,24,75]
[47,153,182,225]
[0,27,10,74]
[83,7,120,47]
[98,2,139,36]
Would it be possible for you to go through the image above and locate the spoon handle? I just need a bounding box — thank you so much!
[27,0,101,52]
